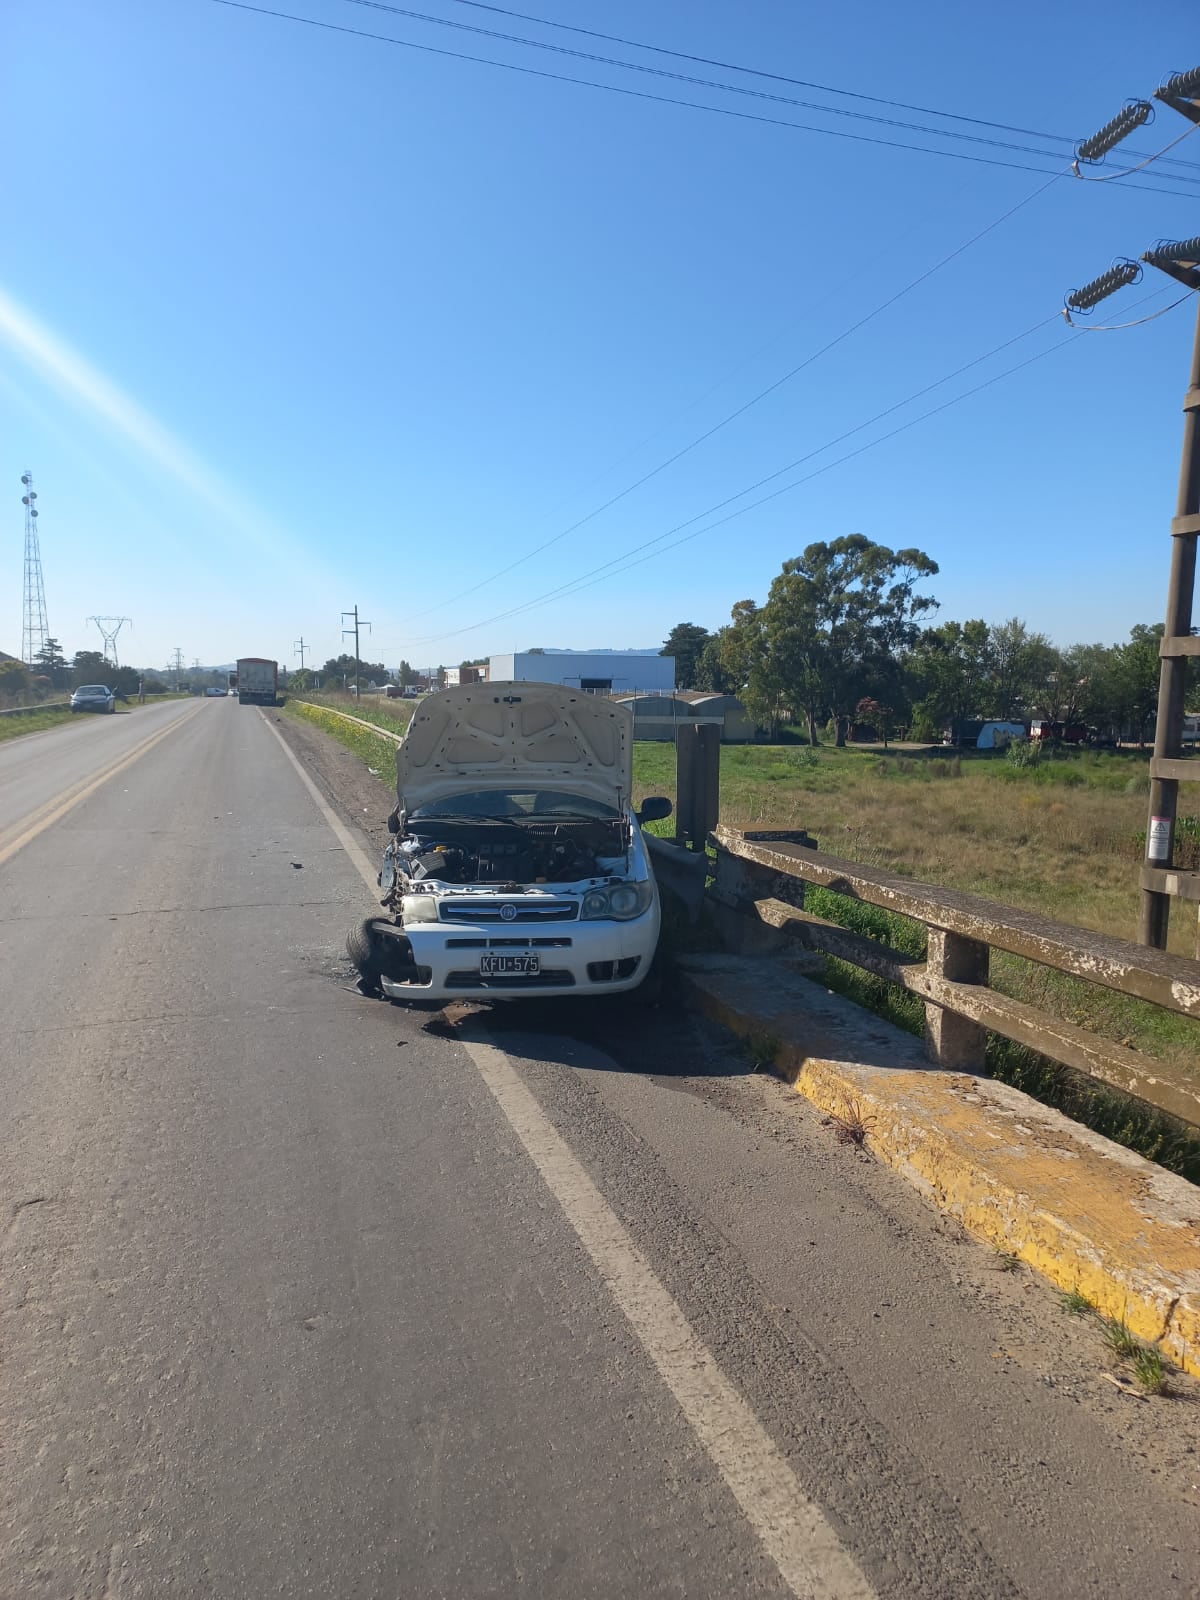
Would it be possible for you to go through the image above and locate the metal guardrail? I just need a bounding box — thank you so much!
[289,699,407,743]
[712,824,1200,1128]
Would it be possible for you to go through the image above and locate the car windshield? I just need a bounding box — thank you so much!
[77,686,108,695]
[411,789,620,821]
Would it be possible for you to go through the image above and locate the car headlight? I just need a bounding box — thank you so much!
[581,881,654,921]
[401,895,440,924]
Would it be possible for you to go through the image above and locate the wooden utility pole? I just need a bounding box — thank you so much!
[1066,67,1200,948]
[1140,271,1200,946]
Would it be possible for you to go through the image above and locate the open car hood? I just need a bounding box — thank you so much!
[396,682,634,814]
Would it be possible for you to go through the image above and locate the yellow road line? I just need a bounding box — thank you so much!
[0,704,202,870]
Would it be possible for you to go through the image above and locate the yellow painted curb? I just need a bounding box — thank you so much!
[680,956,1200,1379]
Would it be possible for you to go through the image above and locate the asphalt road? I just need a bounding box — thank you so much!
[2,699,1197,1599]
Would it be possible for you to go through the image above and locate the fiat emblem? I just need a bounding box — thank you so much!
[500,904,517,922]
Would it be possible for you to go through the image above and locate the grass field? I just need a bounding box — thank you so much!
[632,741,1189,955]
[0,706,75,741]
[635,739,1200,1178]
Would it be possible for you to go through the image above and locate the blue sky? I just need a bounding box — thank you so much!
[3,0,1197,672]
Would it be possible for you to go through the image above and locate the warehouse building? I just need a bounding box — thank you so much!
[487,649,675,695]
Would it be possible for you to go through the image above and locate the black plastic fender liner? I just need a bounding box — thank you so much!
[347,918,419,990]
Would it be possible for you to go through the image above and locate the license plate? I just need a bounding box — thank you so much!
[479,953,540,977]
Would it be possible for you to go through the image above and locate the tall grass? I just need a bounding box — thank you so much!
[291,691,414,738]
[632,738,1200,1075]
[286,698,402,778]
[0,707,76,742]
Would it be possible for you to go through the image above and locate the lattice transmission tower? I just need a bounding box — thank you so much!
[20,471,50,666]
[88,616,133,667]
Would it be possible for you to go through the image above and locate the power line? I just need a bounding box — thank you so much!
[438,0,1200,175]
[339,0,1200,185]
[423,166,981,585]
[416,169,1064,617]
[209,2,1200,197]
[410,285,1181,646]
[410,318,1073,645]
[335,0,1064,167]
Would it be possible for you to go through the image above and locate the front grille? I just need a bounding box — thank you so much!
[438,899,579,924]
[445,969,576,990]
[444,936,573,950]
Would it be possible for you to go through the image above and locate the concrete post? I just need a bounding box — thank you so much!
[676,723,721,851]
[924,928,989,1071]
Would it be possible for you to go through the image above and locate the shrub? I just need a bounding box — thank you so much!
[1006,738,1041,770]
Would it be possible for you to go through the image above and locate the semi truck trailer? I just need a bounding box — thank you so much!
[236,658,278,706]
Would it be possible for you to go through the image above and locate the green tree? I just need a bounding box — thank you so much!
[763,536,939,746]
[0,658,32,700]
[693,632,733,693]
[717,601,789,736]
[319,653,388,687]
[1056,642,1115,727]
[989,618,1056,719]
[34,637,69,689]
[907,619,993,743]
[71,650,112,686]
[110,665,141,698]
[1111,624,1163,746]
[660,623,712,690]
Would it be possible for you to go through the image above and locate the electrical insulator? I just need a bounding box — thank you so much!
[1143,236,1200,270]
[1159,66,1200,101]
[1066,260,1142,312]
[1075,101,1153,164]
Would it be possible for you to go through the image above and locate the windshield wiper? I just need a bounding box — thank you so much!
[419,812,523,827]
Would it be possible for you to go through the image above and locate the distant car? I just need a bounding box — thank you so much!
[70,684,115,715]
[205,686,226,697]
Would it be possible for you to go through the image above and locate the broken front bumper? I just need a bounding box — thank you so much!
[379,904,660,1001]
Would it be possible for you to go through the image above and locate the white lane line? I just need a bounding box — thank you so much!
[259,708,385,887]
[262,708,874,1600]
[460,1035,874,1600]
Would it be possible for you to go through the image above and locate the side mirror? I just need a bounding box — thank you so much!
[637,796,673,824]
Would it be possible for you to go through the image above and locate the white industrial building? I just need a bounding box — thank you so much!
[487,649,675,695]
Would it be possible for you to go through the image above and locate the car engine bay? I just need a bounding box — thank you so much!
[380,813,630,905]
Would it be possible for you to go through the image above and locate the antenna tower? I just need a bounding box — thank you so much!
[20,471,50,666]
[88,615,133,667]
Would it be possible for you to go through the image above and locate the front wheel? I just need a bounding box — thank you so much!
[347,917,417,993]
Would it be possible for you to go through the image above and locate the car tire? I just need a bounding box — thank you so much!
[347,918,382,993]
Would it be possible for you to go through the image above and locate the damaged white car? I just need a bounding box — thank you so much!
[348,683,672,1001]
